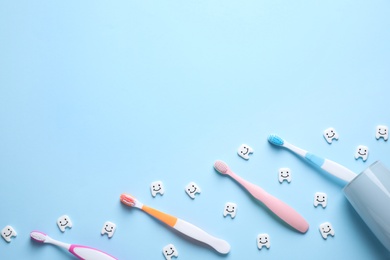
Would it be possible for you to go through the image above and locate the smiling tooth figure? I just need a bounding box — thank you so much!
[101,221,116,238]
[319,222,335,239]
[376,125,388,141]
[314,192,327,208]
[1,225,17,243]
[223,202,237,218]
[257,233,270,249]
[185,182,201,199]
[237,144,254,160]
[354,145,369,161]
[57,215,73,232]
[323,127,339,144]
[150,181,165,197]
[162,244,179,260]
[278,168,292,183]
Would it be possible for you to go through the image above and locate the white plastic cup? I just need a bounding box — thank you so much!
[344,161,390,251]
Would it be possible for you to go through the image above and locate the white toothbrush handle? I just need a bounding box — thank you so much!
[322,159,356,182]
[305,153,357,182]
[173,218,231,254]
[69,245,117,260]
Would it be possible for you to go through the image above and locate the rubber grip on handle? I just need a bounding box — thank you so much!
[142,205,178,227]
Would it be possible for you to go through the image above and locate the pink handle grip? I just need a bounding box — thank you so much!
[228,170,309,233]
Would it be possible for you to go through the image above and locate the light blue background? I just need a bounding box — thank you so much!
[1,1,390,259]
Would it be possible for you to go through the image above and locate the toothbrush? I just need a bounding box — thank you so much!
[30,231,117,260]
[213,160,309,233]
[267,134,357,182]
[120,193,230,254]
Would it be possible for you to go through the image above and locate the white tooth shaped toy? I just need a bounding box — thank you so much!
[1,225,17,242]
[101,221,116,238]
[57,215,72,232]
[376,125,388,141]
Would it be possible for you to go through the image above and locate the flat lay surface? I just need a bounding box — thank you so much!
[1,1,390,259]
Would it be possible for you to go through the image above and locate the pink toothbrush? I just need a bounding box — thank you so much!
[214,160,309,233]
[30,231,117,260]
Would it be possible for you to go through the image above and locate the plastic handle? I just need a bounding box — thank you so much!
[70,245,118,260]
[173,219,231,254]
[322,159,356,182]
[142,205,178,227]
[228,170,309,233]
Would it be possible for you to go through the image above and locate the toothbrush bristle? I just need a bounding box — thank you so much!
[214,160,229,174]
[30,231,47,243]
[268,134,284,146]
[120,193,136,207]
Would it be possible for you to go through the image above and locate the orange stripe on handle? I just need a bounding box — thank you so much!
[142,205,178,227]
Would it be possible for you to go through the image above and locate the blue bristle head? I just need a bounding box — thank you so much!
[268,134,284,146]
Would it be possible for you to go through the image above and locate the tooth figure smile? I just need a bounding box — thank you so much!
[223,202,237,218]
[166,249,175,256]
[257,234,270,249]
[188,187,197,193]
[278,168,292,183]
[101,221,117,238]
[319,222,335,239]
[104,227,112,232]
[314,192,327,208]
[237,144,254,160]
[354,145,369,161]
[162,244,179,259]
[185,182,201,199]
[376,125,389,141]
[1,226,17,242]
[57,215,72,232]
[323,128,339,144]
[150,181,165,197]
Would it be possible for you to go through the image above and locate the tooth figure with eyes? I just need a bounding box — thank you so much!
[237,144,254,160]
[101,221,117,238]
[354,145,369,161]
[57,215,73,232]
[319,222,335,239]
[185,182,201,199]
[376,125,388,141]
[323,128,339,144]
[162,244,179,260]
[257,233,270,249]
[150,181,165,197]
[223,202,237,218]
[314,192,327,208]
[278,168,292,183]
[1,225,17,242]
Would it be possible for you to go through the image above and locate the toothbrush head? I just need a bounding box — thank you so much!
[120,193,137,207]
[30,231,48,243]
[268,134,285,146]
[214,160,229,174]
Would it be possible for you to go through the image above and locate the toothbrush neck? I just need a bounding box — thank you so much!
[284,142,307,157]
[47,238,71,250]
[227,170,262,193]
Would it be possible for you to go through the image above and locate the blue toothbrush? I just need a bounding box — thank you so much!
[268,134,356,183]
